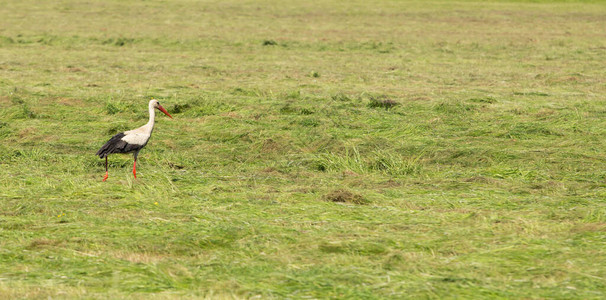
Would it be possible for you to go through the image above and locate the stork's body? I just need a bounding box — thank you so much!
[96,99,172,181]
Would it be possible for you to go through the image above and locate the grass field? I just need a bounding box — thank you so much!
[1,0,606,298]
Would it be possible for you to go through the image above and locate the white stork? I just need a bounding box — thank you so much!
[96,99,173,181]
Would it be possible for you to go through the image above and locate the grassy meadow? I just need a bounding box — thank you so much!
[1,0,606,298]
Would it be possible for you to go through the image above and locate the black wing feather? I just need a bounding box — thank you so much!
[97,132,147,158]
[122,142,143,153]
[96,132,127,158]
[96,132,142,158]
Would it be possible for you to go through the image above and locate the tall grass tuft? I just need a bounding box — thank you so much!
[315,147,422,176]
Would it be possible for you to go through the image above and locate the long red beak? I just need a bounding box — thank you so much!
[157,105,173,119]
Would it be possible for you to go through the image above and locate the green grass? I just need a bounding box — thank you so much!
[1,0,606,298]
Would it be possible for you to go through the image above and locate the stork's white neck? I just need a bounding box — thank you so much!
[143,101,156,133]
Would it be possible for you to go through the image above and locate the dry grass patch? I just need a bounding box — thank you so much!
[323,189,368,205]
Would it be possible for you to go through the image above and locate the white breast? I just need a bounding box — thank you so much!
[122,131,151,146]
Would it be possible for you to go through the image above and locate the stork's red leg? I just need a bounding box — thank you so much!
[132,151,140,179]
[133,158,137,179]
[102,156,109,182]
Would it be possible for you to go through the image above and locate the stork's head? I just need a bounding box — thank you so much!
[150,99,173,119]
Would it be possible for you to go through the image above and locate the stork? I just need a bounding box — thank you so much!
[96,99,173,181]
